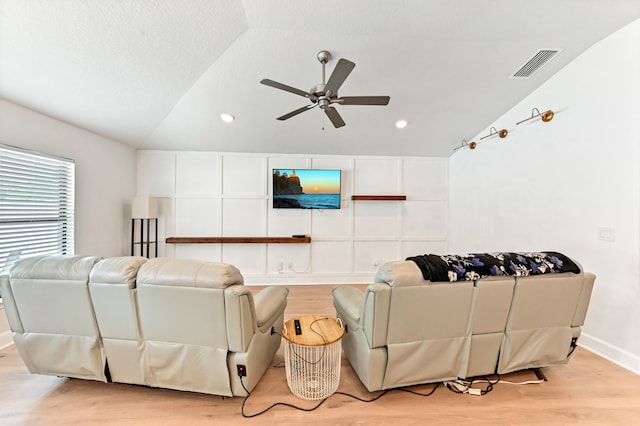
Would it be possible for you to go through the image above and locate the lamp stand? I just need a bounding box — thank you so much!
[131,218,158,258]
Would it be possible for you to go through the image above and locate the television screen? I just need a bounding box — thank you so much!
[273,169,341,209]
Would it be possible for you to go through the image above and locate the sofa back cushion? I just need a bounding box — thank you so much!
[137,257,243,289]
[374,260,425,287]
[9,255,102,336]
[89,256,147,340]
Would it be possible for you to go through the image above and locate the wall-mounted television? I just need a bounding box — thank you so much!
[273,169,341,209]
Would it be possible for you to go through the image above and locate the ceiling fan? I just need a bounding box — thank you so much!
[260,50,390,128]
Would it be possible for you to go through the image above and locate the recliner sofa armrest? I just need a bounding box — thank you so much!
[333,284,390,349]
[1,275,24,333]
[332,285,364,324]
[572,272,595,327]
[254,286,289,333]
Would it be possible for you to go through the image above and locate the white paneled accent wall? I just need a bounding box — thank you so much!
[137,152,448,284]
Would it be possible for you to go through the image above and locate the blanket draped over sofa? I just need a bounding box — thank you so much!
[406,251,581,282]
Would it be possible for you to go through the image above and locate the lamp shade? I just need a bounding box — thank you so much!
[132,196,158,218]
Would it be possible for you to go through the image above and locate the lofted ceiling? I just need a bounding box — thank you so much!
[2,0,640,157]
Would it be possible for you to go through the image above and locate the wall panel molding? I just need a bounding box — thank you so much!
[137,152,448,284]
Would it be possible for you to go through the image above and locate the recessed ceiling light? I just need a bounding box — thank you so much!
[220,113,235,123]
[395,119,408,129]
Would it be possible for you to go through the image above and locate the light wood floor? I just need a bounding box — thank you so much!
[2,284,640,425]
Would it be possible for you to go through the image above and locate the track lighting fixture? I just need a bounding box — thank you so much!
[516,108,554,125]
[453,139,477,152]
[480,126,508,141]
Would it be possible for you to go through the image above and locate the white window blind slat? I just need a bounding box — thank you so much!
[0,144,75,274]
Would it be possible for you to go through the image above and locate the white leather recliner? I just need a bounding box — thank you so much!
[2,255,289,397]
[135,257,289,396]
[333,258,595,392]
[0,255,106,381]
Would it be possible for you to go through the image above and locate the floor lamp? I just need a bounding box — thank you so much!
[131,196,158,258]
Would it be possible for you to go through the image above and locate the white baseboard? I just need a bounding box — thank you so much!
[0,330,14,350]
[580,332,640,375]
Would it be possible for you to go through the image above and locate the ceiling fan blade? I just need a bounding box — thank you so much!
[324,107,346,128]
[337,96,390,106]
[277,104,316,121]
[261,79,310,98]
[324,58,355,96]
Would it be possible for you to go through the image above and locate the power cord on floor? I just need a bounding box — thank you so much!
[241,369,546,417]
[239,376,441,418]
[444,377,497,396]
[493,375,545,385]
[443,372,545,396]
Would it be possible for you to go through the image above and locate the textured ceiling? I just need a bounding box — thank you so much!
[2,0,640,157]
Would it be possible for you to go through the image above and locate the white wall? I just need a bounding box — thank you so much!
[137,151,448,284]
[0,99,137,256]
[0,99,137,342]
[449,20,640,373]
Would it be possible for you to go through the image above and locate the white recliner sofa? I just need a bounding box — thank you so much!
[332,252,595,391]
[2,255,289,397]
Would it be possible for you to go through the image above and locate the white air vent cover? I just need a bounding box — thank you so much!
[510,49,562,79]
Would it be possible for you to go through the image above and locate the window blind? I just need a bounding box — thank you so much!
[0,144,75,274]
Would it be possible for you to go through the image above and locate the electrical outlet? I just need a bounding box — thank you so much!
[277,261,283,272]
[237,365,247,377]
[288,261,293,270]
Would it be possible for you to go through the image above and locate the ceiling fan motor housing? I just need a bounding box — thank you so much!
[310,83,338,106]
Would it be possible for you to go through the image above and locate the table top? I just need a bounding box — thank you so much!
[282,314,345,346]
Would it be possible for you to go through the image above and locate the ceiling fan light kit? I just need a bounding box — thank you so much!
[260,50,390,128]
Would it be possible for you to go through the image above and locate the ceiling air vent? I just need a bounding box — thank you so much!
[510,49,562,79]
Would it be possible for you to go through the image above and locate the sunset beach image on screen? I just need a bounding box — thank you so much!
[272,169,341,209]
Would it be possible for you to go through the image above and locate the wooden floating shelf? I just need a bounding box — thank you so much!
[165,236,311,244]
[351,195,407,201]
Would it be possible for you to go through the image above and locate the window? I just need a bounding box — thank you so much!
[0,144,75,275]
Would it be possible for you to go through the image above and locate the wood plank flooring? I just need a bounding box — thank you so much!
[1,284,640,425]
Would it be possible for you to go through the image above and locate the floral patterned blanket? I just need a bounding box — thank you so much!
[406,252,581,282]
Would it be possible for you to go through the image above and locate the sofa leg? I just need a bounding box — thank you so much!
[531,368,548,381]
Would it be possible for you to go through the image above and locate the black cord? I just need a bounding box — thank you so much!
[241,319,441,417]
[240,376,331,418]
[444,376,498,396]
[393,382,442,397]
[240,376,441,418]
[289,317,330,365]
